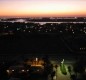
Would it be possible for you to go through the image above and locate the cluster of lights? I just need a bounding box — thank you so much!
[64,25,86,35]
[80,48,86,50]
[21,69,29,72]
[6,69,29,73]
[79,27,86,34]
[1,22,86,35]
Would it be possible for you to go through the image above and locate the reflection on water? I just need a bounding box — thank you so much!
[34,22,86,25]
[16,19,26,22]
[1,18,86,26]
[1,20,86,25]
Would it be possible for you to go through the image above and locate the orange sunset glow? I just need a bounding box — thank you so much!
[0,0,86,17]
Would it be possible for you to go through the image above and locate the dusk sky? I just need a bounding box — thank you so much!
[0,0,86,17]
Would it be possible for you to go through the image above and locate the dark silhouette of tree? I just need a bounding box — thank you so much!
[68,66,72,75]
[70,74,76,80]
[0,62,9,80]
[51,71,55,80]
[73,57,86,79]
[23,63,31,69]
[55,64,58,70]
[42,55,50,64]
[42,55,53,78]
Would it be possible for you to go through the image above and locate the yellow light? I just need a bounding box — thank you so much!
[31,65,43,67]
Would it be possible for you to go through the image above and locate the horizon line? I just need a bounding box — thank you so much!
[0,16,86,18]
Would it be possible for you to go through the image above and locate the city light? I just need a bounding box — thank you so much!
[21,70,25,72]
[6,70,10,73]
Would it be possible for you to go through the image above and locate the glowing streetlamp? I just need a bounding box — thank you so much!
[35,57,38,65]
[36,57,38,62]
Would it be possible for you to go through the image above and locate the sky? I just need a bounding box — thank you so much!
[0,0,86,17]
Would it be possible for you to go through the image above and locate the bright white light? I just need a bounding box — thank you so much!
[36,58,38,61]
[22,70,25,72]
[12,70,14,72]
[6,70,10,73]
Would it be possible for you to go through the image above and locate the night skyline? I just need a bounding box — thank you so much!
[0,0,86,17]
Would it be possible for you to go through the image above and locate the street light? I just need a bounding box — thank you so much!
[36,57,38,61]
[36,57,38,65]
[6,70,10,73]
